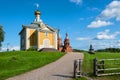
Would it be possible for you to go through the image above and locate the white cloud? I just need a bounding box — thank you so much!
[79,17,93,21]
[95,29,120,40]
[92,7,100,11]
[87,1,120,28]
[93,39,120,50]
[1,46,20,51]
[10,46,20,51]
[79,18,84,20]
[117,40,120,43]
[92,40,112,50]
[70,0,82,5]
[98,1,120,21]
[115,40,120,47]
[87,20,113,28]
[76,37,91,40]
[87,7,100,11]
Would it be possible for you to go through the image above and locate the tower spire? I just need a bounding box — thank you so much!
[66,32,68,39]
[34,3,42,22]
[63,33,72,52]
[36,3,39,10]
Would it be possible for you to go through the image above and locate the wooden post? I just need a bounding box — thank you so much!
[101,60,104,73]
[74,60,77,78]
[79,59,82,76]
[93,58,98,76]
[93,58,120,76]
[74,59,83,78]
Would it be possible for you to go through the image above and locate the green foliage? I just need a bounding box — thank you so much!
[72,49,85,52]
[27,47,37,51]
[0,25,5,48]
[96,48,120,52]
[73,77,87,80]
[0,51,65,80]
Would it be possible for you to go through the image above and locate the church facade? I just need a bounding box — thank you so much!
[19,10,58,50]
[19,9,72,52]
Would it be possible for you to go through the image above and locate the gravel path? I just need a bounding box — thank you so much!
[7,52,84,80]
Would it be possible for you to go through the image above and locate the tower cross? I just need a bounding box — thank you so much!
[36,3,39,9]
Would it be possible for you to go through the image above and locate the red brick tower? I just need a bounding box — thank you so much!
[63,33,72,52]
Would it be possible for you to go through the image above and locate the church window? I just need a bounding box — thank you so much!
[45,32,48,36]
[43,39,50,48]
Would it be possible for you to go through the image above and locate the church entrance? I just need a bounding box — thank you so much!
[43,39,50,48]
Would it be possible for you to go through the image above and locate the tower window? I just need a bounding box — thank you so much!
[45,32,48,36]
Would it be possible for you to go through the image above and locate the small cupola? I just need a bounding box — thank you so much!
[34,4,42,22]
[35,10,41,15]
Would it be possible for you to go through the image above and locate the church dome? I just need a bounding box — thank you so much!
[35,10,41,15]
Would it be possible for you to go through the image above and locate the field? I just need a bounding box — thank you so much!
[0,51,65,80]
[77,52,120,80]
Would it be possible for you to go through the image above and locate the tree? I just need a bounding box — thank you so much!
[0,25,4,50]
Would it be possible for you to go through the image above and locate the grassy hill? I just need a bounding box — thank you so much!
[77,52,120,80]
[0,51,65,80]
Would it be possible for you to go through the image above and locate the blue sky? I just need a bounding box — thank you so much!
[0,0,120,51]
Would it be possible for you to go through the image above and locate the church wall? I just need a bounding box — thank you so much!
[39,32,54,46]
[26,28,30,50]
[29,29,37,48]
[54,32,57,49]
[37,31,40,49]
[38,31,55,49]
[48,32,54,46]
[39,32,44,45]
[20,29,26,50]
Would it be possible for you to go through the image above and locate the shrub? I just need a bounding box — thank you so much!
[96,48,120,53]
[27,47,37,51]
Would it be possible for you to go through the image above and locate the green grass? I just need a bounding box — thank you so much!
[77,52,120,80]
[0,51,65,80]
[73,77,87,80]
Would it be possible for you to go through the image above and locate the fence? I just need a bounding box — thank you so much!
[93,58,120,76]
[73,59,83,78]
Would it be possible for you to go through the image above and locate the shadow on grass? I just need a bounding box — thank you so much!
[53,74,73,78]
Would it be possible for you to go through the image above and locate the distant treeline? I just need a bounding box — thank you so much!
[96,48,120,52]
[72,49,86,52]
[73,48,120,53]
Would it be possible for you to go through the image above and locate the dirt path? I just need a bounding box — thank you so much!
[7,52,84,80]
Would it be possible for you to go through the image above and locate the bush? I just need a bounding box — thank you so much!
[73,49,85,52]
[27,47,37,51]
